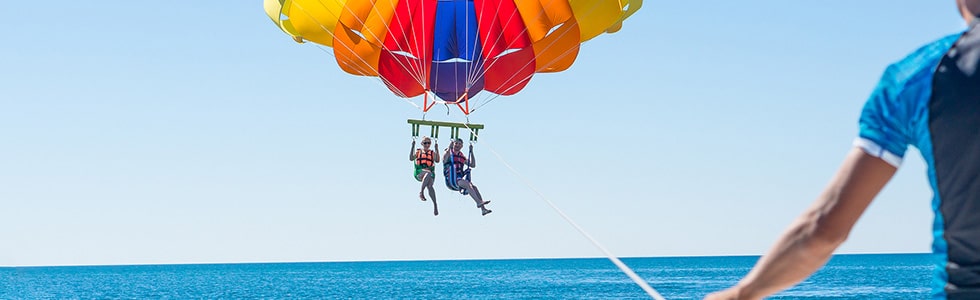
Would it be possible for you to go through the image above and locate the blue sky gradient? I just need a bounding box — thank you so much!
[0,1,970,266]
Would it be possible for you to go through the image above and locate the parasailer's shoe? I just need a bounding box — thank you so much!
[477,200,490,208]
[481,209,492,216]
[419,192,427,201]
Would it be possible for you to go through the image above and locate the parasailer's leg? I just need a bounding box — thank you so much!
[417,170,429,201]
[457,179,491,215]
[423,171,439,216]
[431,195,439,216]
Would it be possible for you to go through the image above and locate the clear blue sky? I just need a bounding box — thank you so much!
[0,1,970,266]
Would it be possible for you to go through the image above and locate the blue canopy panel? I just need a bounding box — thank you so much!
[430,0,485,103]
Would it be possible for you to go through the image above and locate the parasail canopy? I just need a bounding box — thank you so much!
[264,0,641,114]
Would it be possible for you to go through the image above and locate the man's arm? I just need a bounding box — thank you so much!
[433,142,440,163]
[706,147,898,299]
[468,144,476,168]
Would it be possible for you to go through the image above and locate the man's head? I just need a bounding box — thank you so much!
[958,0,980,23]
[452,138,464,150]
[421,137,432,149]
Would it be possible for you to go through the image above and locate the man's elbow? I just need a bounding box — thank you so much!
[805,212,850,252]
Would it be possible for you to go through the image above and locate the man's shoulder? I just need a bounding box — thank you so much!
[882,33,963,87]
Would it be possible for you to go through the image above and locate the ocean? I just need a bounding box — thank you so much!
[1,253,933,299]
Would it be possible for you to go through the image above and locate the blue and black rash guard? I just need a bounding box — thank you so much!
[856,22,980,299]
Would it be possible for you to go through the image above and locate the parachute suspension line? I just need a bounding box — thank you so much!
[395,0,430,91]
[285,1,380,80]
[419,0,434,89]
[472,21,591,113]
[466,0,515,89]
[290,2,380,76]
[374,0,426,90]
[309,43,423,112]
[305,41,422,111]
[464,0,524,115]
[468,0,578,114]
[309,45,376,85]
[473,17,608,111]
[310,45,423,112]
[295,0,429,93]
[287,0,633,116]
[283,1,429,113]
[468,2,523,113]
[420,0,434,113]
[472,0,630,114]
[456,123,665,300]
[427,0,479,116]
[471,0,547,80]
[286,2,396,85]
[311,42,423,111]
[465,0,481,99]
[399,93,424,110]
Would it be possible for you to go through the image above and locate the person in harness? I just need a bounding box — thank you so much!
[444,138,492,216]
[410,137,440,216]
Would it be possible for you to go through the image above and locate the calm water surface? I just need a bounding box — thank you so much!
[1,253,934,299]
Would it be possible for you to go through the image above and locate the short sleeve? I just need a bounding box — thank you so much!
[854,33,962,168]
[856,64,912,167]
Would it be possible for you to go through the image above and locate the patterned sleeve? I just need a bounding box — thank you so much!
[855,63,911,167]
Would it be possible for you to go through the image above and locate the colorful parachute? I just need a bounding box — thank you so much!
[264,0,641,114]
